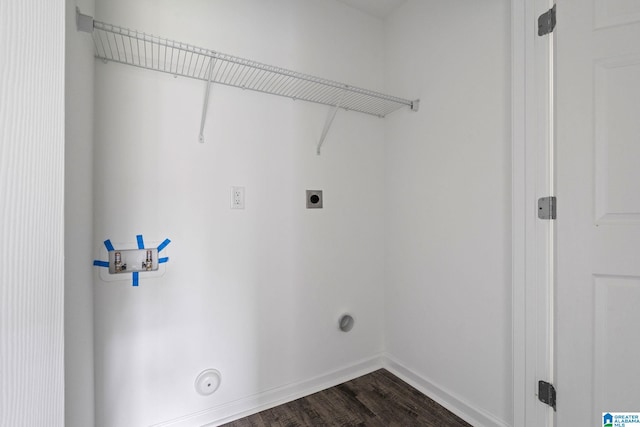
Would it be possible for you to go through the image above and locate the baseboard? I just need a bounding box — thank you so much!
[151,355,384,427]
[152,354,509,427]
[382,354,511,427]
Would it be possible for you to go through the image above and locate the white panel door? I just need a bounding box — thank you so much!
[556,1,640,425]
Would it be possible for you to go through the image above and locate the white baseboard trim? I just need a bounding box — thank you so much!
[153,354,509,427]
[151,355,384,427]
[382,354,511,427]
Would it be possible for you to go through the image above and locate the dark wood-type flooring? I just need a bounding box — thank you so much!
[221,369,473,427]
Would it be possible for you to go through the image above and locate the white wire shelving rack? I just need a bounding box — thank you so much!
[77,10,419,152]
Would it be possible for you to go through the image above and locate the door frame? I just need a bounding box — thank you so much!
[512,0,555,425]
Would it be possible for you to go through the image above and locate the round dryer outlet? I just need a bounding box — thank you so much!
[194,369,221,396]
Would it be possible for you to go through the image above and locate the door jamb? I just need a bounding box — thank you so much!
[511,1,527,424]
[512,0,554,425]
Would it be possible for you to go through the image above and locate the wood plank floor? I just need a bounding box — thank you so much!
[221,369,473,427]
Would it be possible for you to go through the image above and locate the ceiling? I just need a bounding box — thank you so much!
[334,0,408,19]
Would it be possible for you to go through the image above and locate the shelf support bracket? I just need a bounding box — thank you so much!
[317,91,346,155]
[199,57,216,144]
[76,8,95,33]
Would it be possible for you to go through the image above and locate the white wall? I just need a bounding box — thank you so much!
[0,0,65,426]
[383,1,512,425]
[85,1,514,425]
[65,0,96,426]
[92,1,386,425]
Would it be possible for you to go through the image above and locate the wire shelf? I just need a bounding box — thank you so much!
[91,20,417,118]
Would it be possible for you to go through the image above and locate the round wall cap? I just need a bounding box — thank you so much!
[339,314,355,332]
[195,369,221,396]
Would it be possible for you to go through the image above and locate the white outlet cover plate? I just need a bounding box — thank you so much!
[231,186,245,209]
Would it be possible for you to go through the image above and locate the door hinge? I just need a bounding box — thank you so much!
[538,380,557,411]
[538,4,557,36]
[538,196,557,220]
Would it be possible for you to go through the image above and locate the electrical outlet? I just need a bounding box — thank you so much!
[231,186,245,209]
[306,190,323,208]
